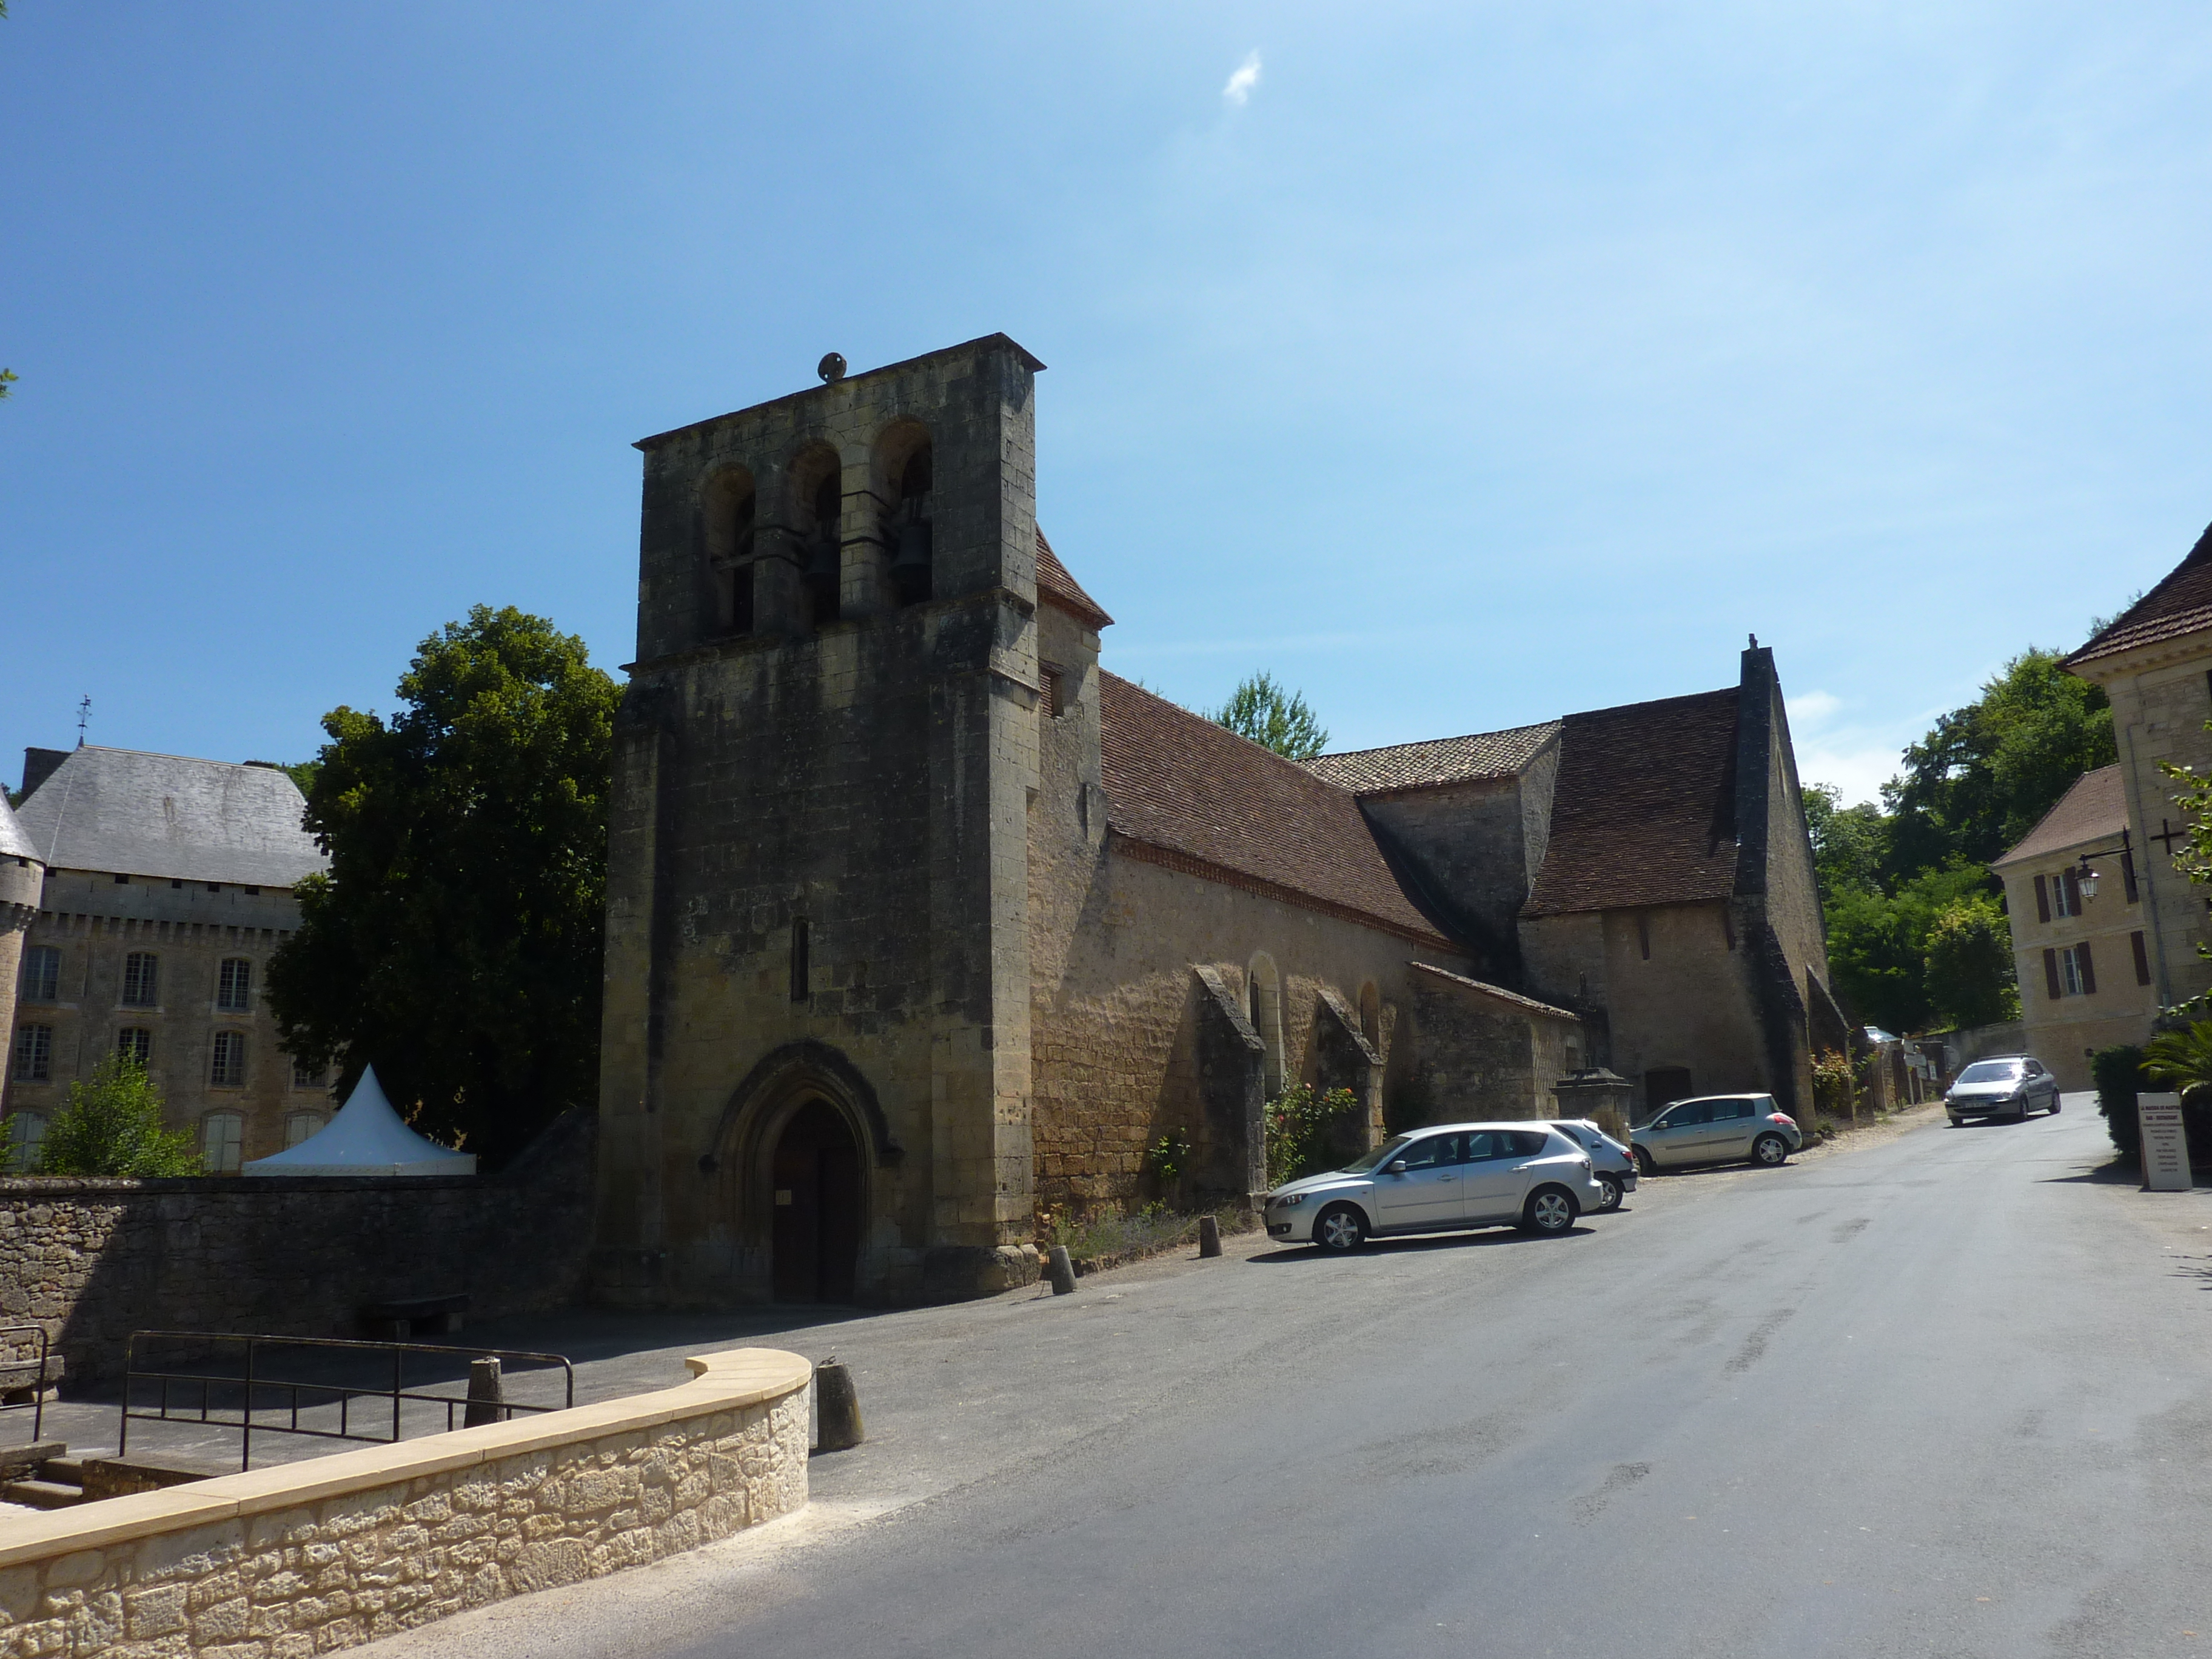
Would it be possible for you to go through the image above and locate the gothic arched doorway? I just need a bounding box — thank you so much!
[771,1098,862,1302]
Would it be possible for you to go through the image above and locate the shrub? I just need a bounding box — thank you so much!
[1264,1085,1357,1187]
[24,1053,201,1177]
[2091,1044,2143,1159]
[1811,1050,1858,1121]
[1142,1131,1191,1185]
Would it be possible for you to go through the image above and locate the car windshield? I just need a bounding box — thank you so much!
[1338,1136,1415,1175]
[1957,1061,2023,1084]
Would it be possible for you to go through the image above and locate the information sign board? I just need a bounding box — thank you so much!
[2138,1092,2193,1191]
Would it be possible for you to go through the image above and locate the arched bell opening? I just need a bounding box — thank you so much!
[700,466,757,637]
[789,446,843,628]
[769,1097,862,1303]
[886,436,933,606]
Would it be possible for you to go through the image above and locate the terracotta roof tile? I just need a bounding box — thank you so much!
[1521,688,1741,917]
[1992,763,2127,866]
[2068,521,2212,667]
[1098,672,1449,945]
[1305,722,1561,794]
[1035,529,1113,629]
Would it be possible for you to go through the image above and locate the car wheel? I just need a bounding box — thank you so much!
[1751,1133,1789,1167]
[1521,1185,1578,1235]
[1594,1172,1623,1213]
[1633,1145,1657,1176]
[2049,1096,2061,1114]
[1313,1204,1367,1253]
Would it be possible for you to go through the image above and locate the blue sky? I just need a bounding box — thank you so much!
[4,2,2209,806]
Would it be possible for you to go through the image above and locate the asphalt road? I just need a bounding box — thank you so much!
[372,1099,2212,1659]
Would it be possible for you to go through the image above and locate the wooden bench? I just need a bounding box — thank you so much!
[358,1295,469,1341]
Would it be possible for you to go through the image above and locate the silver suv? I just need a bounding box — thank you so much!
[1631,1094,1802,1173]
[1945,1055,2060,1124]
[1264,1122,1605,1251]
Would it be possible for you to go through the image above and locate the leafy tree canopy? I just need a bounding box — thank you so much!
[266,606,620,1167]
[22,1053,202,1176]
[1212,672,1329,762]
[1802,783,1889,903]
[1883,649,2115,879]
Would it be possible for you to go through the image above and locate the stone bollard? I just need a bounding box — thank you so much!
[461,1356,503,1428]
[1198,1215,1222,1258]
[1047,1244,1078,1295]
[814,1359,864,1452]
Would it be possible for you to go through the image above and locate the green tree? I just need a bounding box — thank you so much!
[1823,862,2008,1033]
[1802,784,1889,902]
[266,606,620,1167]
[1211,672,1329,762]
[1922,893,2019,1028]
[22,1053,202,1176]
[1883,649,2115,878]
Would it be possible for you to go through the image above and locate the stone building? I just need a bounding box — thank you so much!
[4,746,333,1169]
[1990,765,2154,1092]
[2065,519,2212,1011]
[594,334,1836,1308]
[1310,649,1843,1122]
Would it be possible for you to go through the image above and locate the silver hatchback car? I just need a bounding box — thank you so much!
[1541,1119,1637,1212]
[1944,1054,2060,1124]
[1264,1122,1606,1252]
[1631,1094,1802,1173]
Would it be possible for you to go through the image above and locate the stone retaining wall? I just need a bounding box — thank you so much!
[0,1346,810,1657]
[0,1108,595,1383]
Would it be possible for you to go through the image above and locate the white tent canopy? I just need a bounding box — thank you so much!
[242,1065,477,1177]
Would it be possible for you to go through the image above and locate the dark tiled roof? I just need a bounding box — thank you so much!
[1098,672,1449,945]
[0,792,35,864]
[1992,764,2127,867]
[14,747,326,886]
[1306,722,1561,795]
[1035,529,1113,629]
[1521,688,1741,918]
[2068,521,2212,667]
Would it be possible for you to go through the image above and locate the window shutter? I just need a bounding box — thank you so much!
[2133,930,2151,986]
[2122,850,2139,904]
[2043,948,2062,1000]
[2034,874,2051,923]
[2077,940,2097,994]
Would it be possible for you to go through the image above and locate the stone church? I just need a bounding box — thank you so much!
[591,334,1836,1307]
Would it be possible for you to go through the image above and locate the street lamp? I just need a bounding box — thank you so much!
[2071,828,2131,900]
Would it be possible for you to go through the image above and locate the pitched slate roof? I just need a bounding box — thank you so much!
[1035,529,1113,630]
[1521,688,1741,919]
[1098,672,1449,945]
[1992,764,2128,868]
[14,747,326,887]
[1305,721,1561,795]
[2068,521,2212,668]
[0,792,36,865]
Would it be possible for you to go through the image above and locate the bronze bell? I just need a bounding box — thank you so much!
[891,517,933,605]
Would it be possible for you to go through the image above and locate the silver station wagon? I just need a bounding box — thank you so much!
[1631,1094,1802,1173]
[1264,1122,1606,1252]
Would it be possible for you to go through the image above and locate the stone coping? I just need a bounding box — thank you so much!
[0,1346,811,1570]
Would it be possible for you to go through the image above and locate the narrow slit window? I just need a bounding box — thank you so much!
[791,919,810,1003]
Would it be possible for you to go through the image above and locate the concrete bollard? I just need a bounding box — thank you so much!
[1047,1244,1078,1295]
[1198,1215,1222,1258]
[814,1359,864,1452]
[461,1357,503,1428]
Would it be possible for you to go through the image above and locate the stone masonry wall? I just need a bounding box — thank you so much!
[0,1108,594,1384]
[0,1348,809,1658]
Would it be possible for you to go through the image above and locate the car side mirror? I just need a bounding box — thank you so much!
[1387,1160,1407,1175]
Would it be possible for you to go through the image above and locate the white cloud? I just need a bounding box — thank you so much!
[1222,51,1261,107]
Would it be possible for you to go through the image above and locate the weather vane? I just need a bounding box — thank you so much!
[75,695,90,748]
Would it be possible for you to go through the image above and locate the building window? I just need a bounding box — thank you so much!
[201,1111,244,1173]
[6,1111,45,1173]
[790,919,810,1003]
[121,951,159,1008]
[887,437,934,606]
[22,947,60,1005]
[1040,665,1064,719]
[217,957,253,1012]
[290,1055,326,1089]
[210,1030,247,1087]
[116,1028,153,1067]
[2045,943,2097,999]
[2051,870,2081,919]
[283,1110,325,1148]
[10,1025,52,1084]
[1637,913,1652,960]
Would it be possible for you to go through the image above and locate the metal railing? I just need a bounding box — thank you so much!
[119,1332,574,1472]
[0,1326,52,1443]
